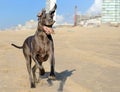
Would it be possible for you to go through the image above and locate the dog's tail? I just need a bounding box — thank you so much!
[11,43,23,49]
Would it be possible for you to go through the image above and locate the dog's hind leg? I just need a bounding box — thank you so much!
[25,55,36,88]
[32,64,39,83]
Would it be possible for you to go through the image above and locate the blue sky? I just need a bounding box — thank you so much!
[0,0,94,29]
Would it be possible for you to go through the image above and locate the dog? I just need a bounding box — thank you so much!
[11,4,57,88]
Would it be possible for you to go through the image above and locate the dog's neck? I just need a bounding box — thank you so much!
[37,23,44,31]
[37,24,54,35]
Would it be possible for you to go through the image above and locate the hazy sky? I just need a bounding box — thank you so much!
[0,0,101,29]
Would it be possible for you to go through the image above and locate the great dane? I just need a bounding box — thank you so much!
[11,4,57,88]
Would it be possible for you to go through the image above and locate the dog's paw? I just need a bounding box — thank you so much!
[35,78,40,83]
[40,68,45,76]
[31,83,36,88]
[48,73,56,80]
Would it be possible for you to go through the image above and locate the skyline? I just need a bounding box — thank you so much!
[0,0,102,29]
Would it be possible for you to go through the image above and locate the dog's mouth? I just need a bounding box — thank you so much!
[43,26,55,34]
[45,25,52,28]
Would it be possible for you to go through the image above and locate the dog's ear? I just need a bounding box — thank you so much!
[49,4,57,15]
[37,9,46,17]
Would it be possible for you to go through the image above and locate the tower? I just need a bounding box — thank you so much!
[102,0,120,23]
[74,6,77,26]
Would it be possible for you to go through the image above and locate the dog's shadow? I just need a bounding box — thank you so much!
[40,69,76,92]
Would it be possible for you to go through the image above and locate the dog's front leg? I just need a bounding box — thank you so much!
[32,55,43,69]
[32,53,45,75]
[49,40,56,80]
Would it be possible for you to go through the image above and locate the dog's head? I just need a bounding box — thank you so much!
[37,4,57,28]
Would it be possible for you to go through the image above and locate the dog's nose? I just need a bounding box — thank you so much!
[49,19,55,24]
[49,19,53,22]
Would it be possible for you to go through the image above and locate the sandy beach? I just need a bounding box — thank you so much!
[0,25,120,92]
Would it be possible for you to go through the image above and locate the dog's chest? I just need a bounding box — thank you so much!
[36,33,50,61]
[39,33,50,50]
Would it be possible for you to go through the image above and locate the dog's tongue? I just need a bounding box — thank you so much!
[43,26,55,35]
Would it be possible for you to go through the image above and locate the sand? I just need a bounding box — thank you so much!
[0,25,120,92]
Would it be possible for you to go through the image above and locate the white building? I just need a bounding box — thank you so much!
[102,0,120,23]
[46,0,56,21]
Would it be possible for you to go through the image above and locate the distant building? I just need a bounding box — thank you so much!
[46,0,56,21]
[102,0,120,23]
[76,14,101,27]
